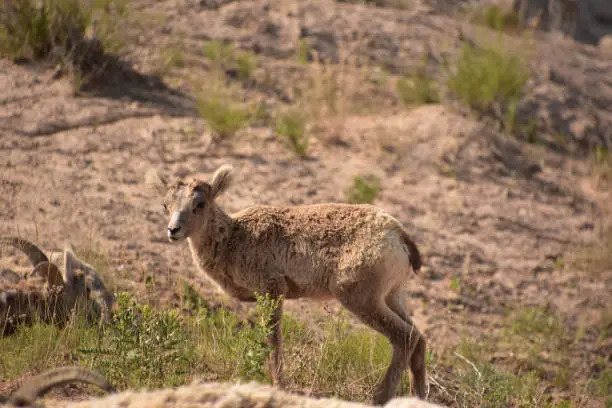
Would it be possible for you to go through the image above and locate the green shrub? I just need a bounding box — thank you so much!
[203,39,257,80]
[197,96,251,139]
[80,292,194,389]
[275,111,309,157]
[447,43,529,123]
[345,175,381,204]
[0,0,127,68]
[472,5,520,32]
[397,73,440,105]
[296,39,311,64]
[235,50,256,80]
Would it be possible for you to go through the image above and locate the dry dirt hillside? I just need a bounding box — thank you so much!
[0,0,611,407]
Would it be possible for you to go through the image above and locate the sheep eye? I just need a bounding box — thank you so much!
[162,203,168,212]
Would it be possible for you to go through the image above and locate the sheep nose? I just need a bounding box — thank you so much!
[168,226,181,236]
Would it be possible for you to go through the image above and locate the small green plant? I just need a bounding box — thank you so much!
[275,111,309,157]
[80,292,194,389]
[238,293,283,381]
[447,43,529,126]
[235,50,256,80]
[296,39,311,64]
[396,73,440,105]
[345,175,381,204]
[203,40,256,80]
[450,276,462,292]
[197,95,251,139]
[472,5,520,32]
[180,280,209,314]
[203,39,234,63]
[165,47,185,69]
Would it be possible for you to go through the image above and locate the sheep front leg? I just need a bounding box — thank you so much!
[266,294,285,388]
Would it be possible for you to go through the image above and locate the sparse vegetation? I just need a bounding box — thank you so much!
[203,39,257,80]
[203,39,234,63]
[275,111,309,157]
[449,339,542,407]
[296,39,311,64]
[396,55,440,105]
[447,42,529,129]
[0,292,406,402]
[80,292,194,389]
[196,94,251,140]
[0,0,128,82]
[571,223,612,277]
[470,5,521,32]
[396,73,440,105]
[235,50,256,80]
[345,175,381,204]
[1,0,610,407]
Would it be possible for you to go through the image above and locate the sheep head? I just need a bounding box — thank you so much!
[146,165,234,243]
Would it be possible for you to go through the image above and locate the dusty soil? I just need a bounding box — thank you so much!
[1,0,610,406]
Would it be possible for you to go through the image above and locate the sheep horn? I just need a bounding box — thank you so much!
[0,237,49,268]
[10,366,116,406]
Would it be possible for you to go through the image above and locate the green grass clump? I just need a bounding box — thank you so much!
[345,175,381,204]
[0,316,98,379]
[296,39,311,64]
[275,111,309,157]
[197,95,251,140]
[203,39,257,80]
[203,39,234,63]
[235,50,256,80]
[81,292,195,389]
[0,0,127,67]
[472,5,520,32]
[454,339,542,407]
[447,43,529,127]
[590,365,612,407]
[396,73,440,105]
[314,316,408,400]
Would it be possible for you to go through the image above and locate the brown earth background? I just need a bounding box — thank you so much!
[1,0,611,406]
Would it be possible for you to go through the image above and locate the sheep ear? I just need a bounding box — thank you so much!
[144,168,168,194]
[63,249,78,285]
[210,164,233,199]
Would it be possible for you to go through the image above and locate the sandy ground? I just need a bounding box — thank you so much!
[1,0,610,406]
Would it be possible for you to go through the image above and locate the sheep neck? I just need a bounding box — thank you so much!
[187,206,233,276]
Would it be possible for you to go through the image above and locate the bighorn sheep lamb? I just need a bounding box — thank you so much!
[145,164,427,405]
[0,236,115,335]
[0,366,116,407]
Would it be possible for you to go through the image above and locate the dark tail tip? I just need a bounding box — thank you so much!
[402,232,422,273]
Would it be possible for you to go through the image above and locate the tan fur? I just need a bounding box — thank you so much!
[147,165,427,405]
[0,237,115,336]
[42,380,444,408]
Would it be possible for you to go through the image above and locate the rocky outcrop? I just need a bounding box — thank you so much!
[512,0,612,45]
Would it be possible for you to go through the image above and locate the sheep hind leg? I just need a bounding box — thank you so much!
[335,288,420,406]
[386,285,428,400]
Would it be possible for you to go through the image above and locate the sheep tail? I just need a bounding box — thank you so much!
[401,230,422,274]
